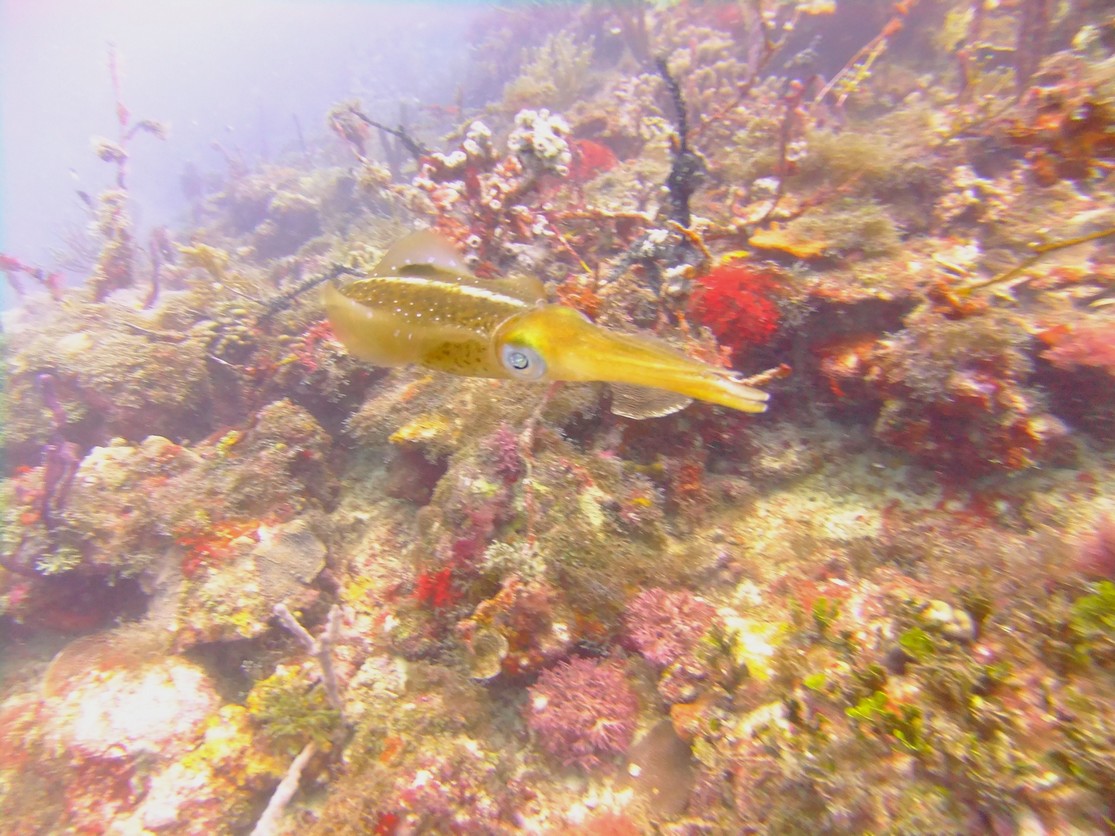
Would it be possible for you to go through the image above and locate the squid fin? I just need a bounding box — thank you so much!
[374,230,547,304]
[373,229,473,277]
[609,383,693,419]
[322,283,418,365]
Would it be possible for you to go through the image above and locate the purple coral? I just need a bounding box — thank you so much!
[480,422,525,485]
[526,657,637,769]
[625,587,716,667]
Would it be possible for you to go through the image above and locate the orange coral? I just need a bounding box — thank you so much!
[748,224,828,259]
[555,273,602,318]
[568,138,618,182]
[1040,320,1115,376]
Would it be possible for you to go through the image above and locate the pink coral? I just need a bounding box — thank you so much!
[1,251,64,300]
[1041,321,1115,376]
[1076,515,1115,580]
[391,741,528,832]
[526,657,638,769]
[480,422,525,485]
[625,587,716,667]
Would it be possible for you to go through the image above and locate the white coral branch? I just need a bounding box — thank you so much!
[273,602,344,715]
[249,741,317,836]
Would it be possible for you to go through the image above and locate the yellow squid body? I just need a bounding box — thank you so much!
[324,230,769,418]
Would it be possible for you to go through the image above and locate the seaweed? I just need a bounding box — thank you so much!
[502,30,595,110]
[246,668,341,755]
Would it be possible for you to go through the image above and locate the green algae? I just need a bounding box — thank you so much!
[899,626,937,662]
[1070,581,1115,664]
[1071,581,1115,637]
[246,669,341,755]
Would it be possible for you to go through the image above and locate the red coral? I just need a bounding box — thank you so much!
[480,422,525,485]
[854,311,1066,474]
[415,567,458,610]
[526,657,638,769]
[175,520,260,577]
[390,743,529,831]
[1,252,63,300]
[462,577,570,678]
[688,263,781,361]
[625,587,716,667]
[569,139,618,182]
[292,319,336,373]
[373,811,400,835]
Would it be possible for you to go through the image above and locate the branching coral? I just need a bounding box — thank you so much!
[412,115,566,267]
[84,47,168,302]
[502,30,595,111]
[625,587,716,667]
[247,664,341,754]
[0,253,63,301]
[526,657,638,769]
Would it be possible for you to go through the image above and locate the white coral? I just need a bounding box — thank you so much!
[508,109,572,176]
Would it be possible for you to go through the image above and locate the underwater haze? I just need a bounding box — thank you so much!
[0,0,477,303]
[3,1,1115,833]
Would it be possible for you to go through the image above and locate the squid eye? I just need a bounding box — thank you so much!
[500,343,547,380]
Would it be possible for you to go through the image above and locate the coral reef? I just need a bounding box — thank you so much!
[4,2,1115,832]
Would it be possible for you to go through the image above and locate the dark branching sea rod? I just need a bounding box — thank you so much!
[324,229,770,419]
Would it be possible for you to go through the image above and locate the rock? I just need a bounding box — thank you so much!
[921,599,976,643]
